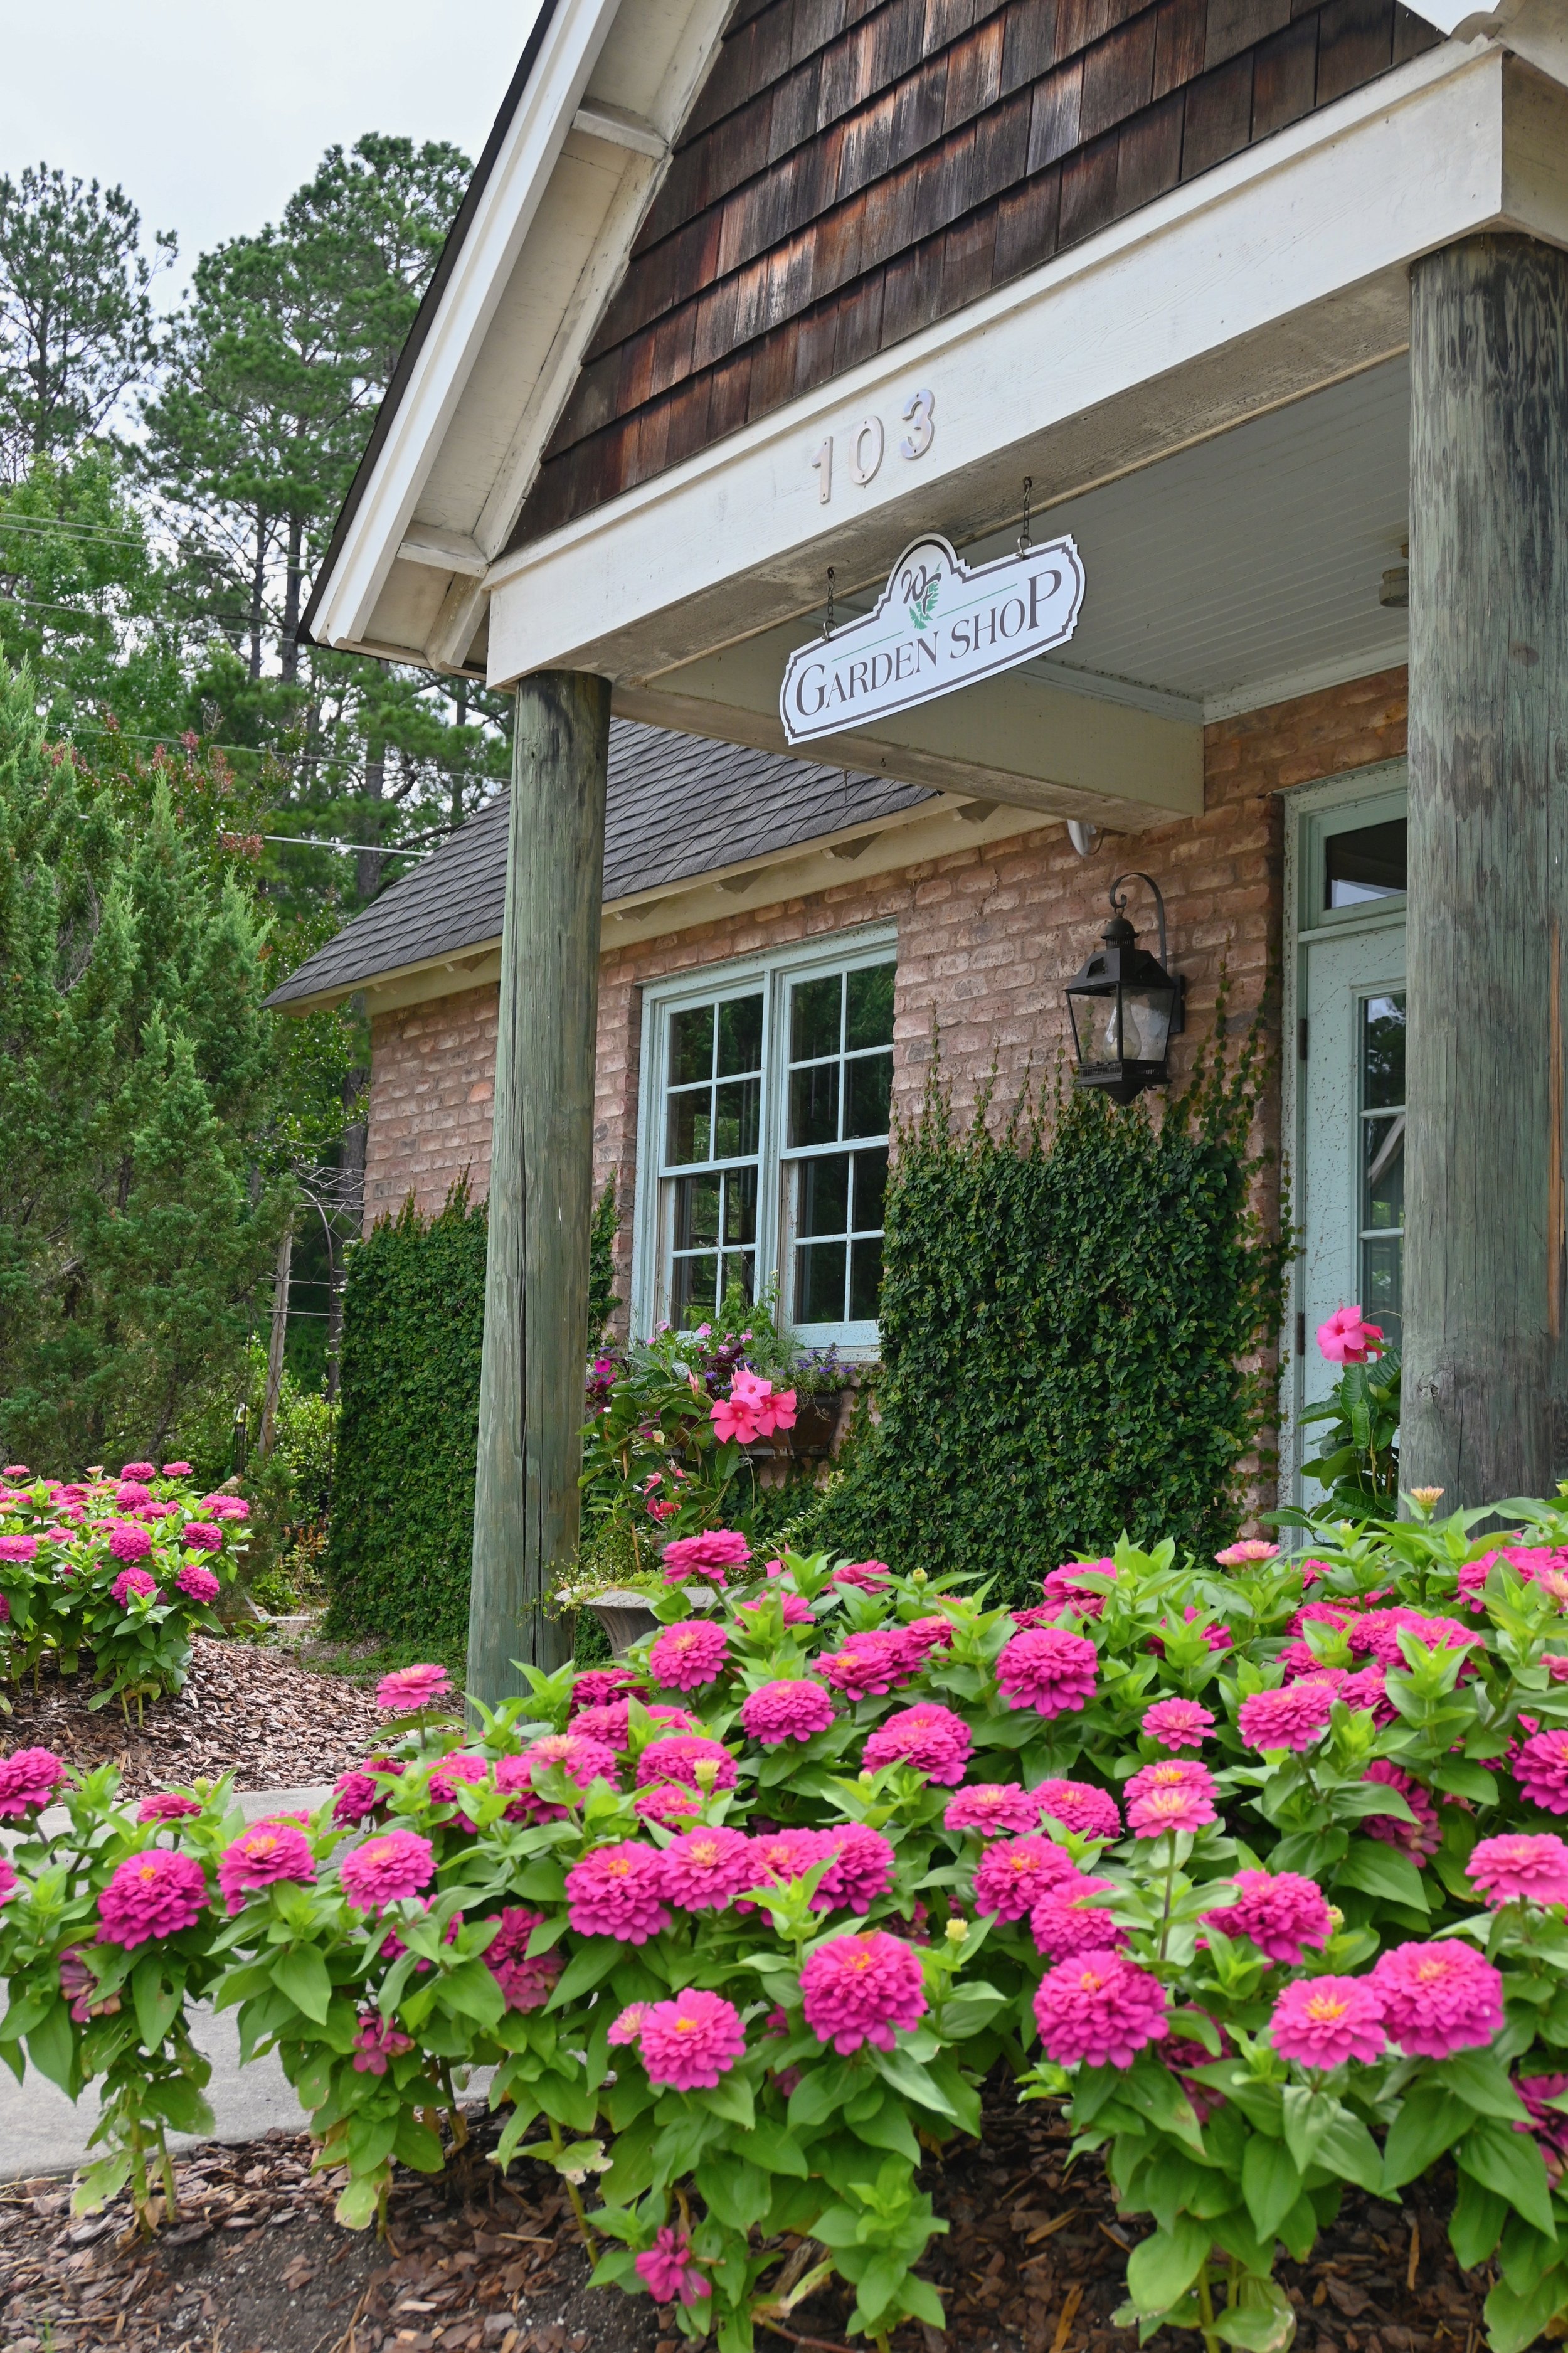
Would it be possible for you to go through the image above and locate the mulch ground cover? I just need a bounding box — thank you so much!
[0,2080,1490,2353]
[3,1635,381,1798]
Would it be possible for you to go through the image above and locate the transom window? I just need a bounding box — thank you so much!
[635,933,898,1350]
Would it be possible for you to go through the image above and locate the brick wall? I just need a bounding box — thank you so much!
[364,668,1409,1332]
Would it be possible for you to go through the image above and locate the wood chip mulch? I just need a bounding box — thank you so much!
[3,1634,381,1798]
[0,2081,1490,2353]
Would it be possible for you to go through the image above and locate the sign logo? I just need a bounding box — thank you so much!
[780,531,1084,747]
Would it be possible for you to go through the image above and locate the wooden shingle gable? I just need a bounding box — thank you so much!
[509,0,1438,553]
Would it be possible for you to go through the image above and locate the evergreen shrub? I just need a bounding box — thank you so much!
[812,1027,1288,1601]
[322,1182,488,1660]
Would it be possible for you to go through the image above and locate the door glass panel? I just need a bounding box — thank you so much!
[1359,991,1406,1346]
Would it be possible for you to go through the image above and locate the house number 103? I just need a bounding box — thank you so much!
[810,388,935,503]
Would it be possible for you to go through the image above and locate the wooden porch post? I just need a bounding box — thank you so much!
[1404,234,1568,1502]
[469,670,610,1705]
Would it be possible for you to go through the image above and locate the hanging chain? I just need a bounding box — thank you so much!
[1017,475,1034,557]
[821,565,836,642]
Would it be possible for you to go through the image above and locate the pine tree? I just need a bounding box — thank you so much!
[0,656,290,1464]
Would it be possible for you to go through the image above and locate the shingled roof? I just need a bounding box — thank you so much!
[265,718,930,1011]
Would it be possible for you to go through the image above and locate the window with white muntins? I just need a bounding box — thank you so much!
[632,929,897,1353]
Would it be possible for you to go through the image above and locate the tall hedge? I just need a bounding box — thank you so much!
[323,1182,488,1659]
[812,1029,1288,1601]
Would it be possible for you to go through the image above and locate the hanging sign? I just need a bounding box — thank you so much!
[779,530,1085,747]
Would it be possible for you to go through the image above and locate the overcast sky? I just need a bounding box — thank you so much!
[0,0,540,301]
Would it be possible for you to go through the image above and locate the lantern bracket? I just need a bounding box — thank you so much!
[1107,871,1169,969]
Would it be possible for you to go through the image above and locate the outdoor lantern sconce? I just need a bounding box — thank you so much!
[1065,872,1185,1103]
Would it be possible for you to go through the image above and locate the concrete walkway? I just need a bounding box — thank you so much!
[1,1787,330,2182]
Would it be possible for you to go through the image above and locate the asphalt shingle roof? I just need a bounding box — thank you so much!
[265,720,931,1008]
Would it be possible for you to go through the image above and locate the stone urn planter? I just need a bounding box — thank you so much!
[582,1589,661,1659]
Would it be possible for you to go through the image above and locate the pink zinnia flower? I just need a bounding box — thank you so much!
[1143,1699,1215,1751]
[427,1751,490,1807]
[898,1614,955,1663]
[862,1701,972,1786]
[114,1481,152,1508]
[569,1667,644,1712]
[0,1532,38,1563]
[1317,1305,1385,1363]
[1372,1941,1504,2058]
[1126,1779,1219,1838]
[201,1494,249,1519]
[1513,2076,1568,2184]
[1032,1950,1168,2068]
[175,1561,220,1604]
[662,1825,756,1911]
[818,1630,915,1699]
[218,1819,317,1913]
[0,1747,68,1817]
[565,1842,671,1942]
[1515,1726,1568,1814]
[107,1522,152,1563]
[162,1462,192,1475]
[608,2002,650,2046]
[944,1783,1042,1837]
[139,1792,203,1823]
[633,1783,704,1828]
[742,1679,835,1746]
[1202,1869,1332,1963]
[1271,1975,1385,2068]
[1216,1538,1279,1567]
[1,1464,27,1479]
[815,1822,896,1913]
[351,2014,415,2076]
[973,1835,1078,1921]
[332,1760,403,1825]
[1364,1760,1441,1862]
[739,1588,813,1626]
[111,1564,159,1605]
[748,1826,832,1898]
[177,1522,223,1553]
[483,1907,563,2010]
[661,1529,750,1586]
[374,1662,454,1714]
[339,1829,435,1915]
[832,1559,892,1592]
[1126,1758,1214,1808]
[1036,1779,1123,1842]
[649,1620,730,1691]
[524,1731,617,1789]
[800,1930,928,2053]
[995,1628,1098,1718]
[120,1462,156,1479]
[1468,1833,1568,1908]
[1030,1872,1125,1961]
[635,2226,711,2307]
[1237,1682,1336,1753]
[1041,1559,1116,1618]
[98,1849,209,1947]
[0,1856,16,1904]
[636,1734,737,1792]
[638,1989,747,2088]
[571,1699,696,1751]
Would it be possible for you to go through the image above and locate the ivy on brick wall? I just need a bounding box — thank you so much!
[807,1017,1290,1605]
[326,1176,623,1660]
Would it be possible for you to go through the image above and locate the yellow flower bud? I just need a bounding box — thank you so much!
[691,1757,719,1789]
[945,1918,968,1945]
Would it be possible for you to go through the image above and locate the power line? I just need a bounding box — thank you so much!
[258,831,432,858]
[0,512,146,549]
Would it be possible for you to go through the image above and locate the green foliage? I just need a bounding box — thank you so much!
[588,1176,620,1348]
[1296,1348,1401,1522]
[0,656,290,1465]
[322,1182,487,1659]
[815,1032,1289,1602]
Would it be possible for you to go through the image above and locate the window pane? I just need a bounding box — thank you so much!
[795,1240,846,1324]
[1327,818,1407,910]
[712,1076,760,1162]
[718,1248,755,1304]
[844,1051,892,1139]
[674,1172,721,1248]
[1362,993,1406,1110]
[1361,1235,1402,1337]
[1362,1114,1405,1233]
[849,1235,884,1321]
[789,1061,840,1147]
[852,1147,888,1233]
[717,992,763,1077]
[723,1167,758,1245]
[798,1153,849,1238]
[846,962,895,1050]
[670,1004,714,1085]
[672,1252,718,1324]
[666,1086,712,1166]
[791,974,842,1062]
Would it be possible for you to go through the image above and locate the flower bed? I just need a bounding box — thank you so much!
[0,1463,247,1719]
[9,1504,1568,2353]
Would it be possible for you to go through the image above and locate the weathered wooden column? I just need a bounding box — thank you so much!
[1404,234,1568,1501]
[469,671,610,1704]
